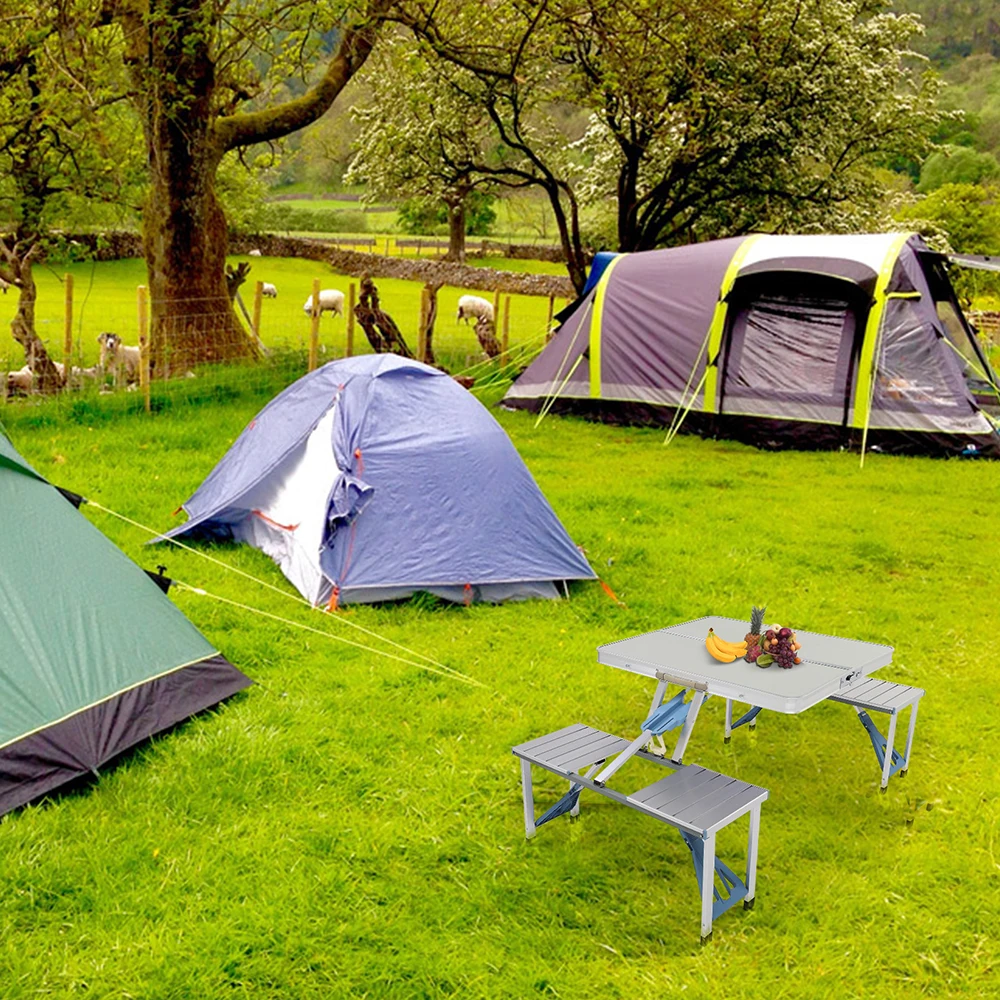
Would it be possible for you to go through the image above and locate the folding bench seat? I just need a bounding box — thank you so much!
[828,679,924,790]
[513,724,768,941]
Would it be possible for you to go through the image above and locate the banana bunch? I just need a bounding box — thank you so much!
[705,628,748,663]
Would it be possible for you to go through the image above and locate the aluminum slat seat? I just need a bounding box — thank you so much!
[829,680,924,790]
[513,724,768,942]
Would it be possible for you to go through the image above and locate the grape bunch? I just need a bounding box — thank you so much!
[757,627,802,669]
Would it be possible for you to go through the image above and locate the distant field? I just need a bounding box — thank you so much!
[268,188,570,244]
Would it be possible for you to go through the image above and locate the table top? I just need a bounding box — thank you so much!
[597,616,894,714]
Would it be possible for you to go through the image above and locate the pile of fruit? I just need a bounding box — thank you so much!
[743,605,801,668]
[703,605,803,668]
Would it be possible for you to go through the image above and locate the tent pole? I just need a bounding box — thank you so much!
[859,330,884,469]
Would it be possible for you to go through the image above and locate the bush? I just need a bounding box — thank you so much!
[264,205,368,234]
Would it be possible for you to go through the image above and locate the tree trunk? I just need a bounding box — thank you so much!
[144,157,256,373]
[137,9,253,375]
[354,277,414,357]
[444,196,467,263]
[8,254,63,394]
[473,317,501,358]
[616,149,642,252]
[423,285,438,365]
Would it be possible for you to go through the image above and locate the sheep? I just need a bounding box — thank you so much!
[261,282,278,299]
[97,332,140,385]
[55,362,100,383]
[248,249,262,257]
[5,365,33,395]
[457,294,494,325]
[303,289,345,318]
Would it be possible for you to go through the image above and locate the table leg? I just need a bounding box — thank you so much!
[745,803,761,910]
[901,701,920,776]
[880,710,899,792]
[701,832,716,942]
[671,690,706,764]
[520,758,536,839]
[648,677,668,716]
[724,699,733,744]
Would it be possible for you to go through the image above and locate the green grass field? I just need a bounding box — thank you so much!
[0,256,567,378]
[0,381,997,997]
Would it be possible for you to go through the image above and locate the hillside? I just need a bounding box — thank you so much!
[902,1,1000,64]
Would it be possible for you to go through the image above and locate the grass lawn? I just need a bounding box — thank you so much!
[0,256,567,378]
[0,384,997,998]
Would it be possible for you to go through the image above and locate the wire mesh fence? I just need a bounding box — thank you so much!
[0,265,566,425]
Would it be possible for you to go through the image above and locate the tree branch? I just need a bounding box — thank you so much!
[214,0,391,152]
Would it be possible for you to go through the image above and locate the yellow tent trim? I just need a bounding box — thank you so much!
[588,254,628,398]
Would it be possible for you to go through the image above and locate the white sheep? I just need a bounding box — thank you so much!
[248,249,262,257]
[97,332,140,384]
[6,365,33,394]
[457,294,494,325]
[261,282,278,299]
[303,289,345,318]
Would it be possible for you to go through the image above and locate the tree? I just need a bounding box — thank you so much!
[110,0,390,370]
[398,0,945,291]
[897,182,1000,300]
[917,144,1000,191]
[0,0,131,392]
[345,39,498,262]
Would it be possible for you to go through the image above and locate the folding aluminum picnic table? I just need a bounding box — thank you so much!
[594,616,895,780]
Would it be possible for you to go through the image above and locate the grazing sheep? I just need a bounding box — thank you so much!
[303,289,345,318]
[6,365,33,395]
[58,363,100,382]
[457,294,494,325]
[97,332,140,384]
[262,282,278,299]
[248,249,262,257]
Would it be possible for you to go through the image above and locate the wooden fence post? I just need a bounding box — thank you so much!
[309,277,321,371]
[492,290,501,333]
[252,281,264,344]
[418,287,429,363]
[62,273,74,390]
[137,284,151,413]
[546,293,555,340]
[346,282,356,357]
[501,295,511,356]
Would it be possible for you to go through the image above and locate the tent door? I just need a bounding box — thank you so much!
[718,275,869,427]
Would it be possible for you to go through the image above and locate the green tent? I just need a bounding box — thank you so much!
[0,432,250,817]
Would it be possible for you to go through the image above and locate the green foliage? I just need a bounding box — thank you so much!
[897,181,1000,299]
[396,191,496,236]
[898,182,1000,252]
[917,144,1000,190]
[217,153,283,235]
[0,393,998,995]
[265,204,368,233]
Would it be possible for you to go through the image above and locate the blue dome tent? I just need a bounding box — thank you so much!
[160,356,595,605]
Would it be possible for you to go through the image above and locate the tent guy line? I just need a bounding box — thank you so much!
[173,583,490,689]
[84,499,469,682]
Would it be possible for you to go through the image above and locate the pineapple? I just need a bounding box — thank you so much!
[744,605,767,662]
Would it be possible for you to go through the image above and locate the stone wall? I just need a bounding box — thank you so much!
[324,248,576,298]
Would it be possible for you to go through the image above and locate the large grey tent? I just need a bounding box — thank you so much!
[505,233,1000,457]
[0,432,251,817]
